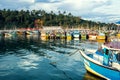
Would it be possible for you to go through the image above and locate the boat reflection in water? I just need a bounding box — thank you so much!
[83,72,105,80]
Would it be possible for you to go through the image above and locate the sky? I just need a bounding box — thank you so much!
[0,0,120,23]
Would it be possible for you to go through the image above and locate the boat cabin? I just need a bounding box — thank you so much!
[94,47,120,69]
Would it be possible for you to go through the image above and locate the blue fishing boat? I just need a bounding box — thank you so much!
[72,30,80,38]
[79,44,120,80]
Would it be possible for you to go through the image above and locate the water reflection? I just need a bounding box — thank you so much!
[83,72,106,80]
[18,53,40,71]
[0,36,105,80]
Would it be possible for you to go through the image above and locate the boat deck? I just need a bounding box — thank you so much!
[87,51,120,64]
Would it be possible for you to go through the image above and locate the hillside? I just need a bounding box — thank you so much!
[0,9,118,30]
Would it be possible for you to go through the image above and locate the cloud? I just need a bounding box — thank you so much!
[0,0,34,10]
[0,0,120,23]
[19,0,35,3]
[55,0,120,23]
[29,2,58,12]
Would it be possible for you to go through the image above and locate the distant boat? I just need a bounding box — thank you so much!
[4,32,12,38]
[16,30,25,35]
[110,38,120,42]
[56,32,61,39]
[116,33,120,38]
[88,32,97,41]
[66,31,72,40]
[97,39,105,43]
[80,43,120,80]
[81,33,87,40]
[60,32,65,39]
[88,31,98,41]
[89,35,97,40]
[72,30,80,38]
[32,30,40,35]
[49,32,56,39]
[26,31,33,35]
[97,32,105,40]
[10,31,17,36]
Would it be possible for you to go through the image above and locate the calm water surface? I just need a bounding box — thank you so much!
[0,35,103,80]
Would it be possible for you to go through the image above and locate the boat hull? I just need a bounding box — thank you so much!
[73,34,80,38]
[97,36,105,40]
[117,33,120,38]
[81,35,86,40]
[80,50,120,80]
[66,36,72,40]
[89,35,97,40]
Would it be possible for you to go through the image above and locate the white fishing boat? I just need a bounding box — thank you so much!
[72,30,80,38]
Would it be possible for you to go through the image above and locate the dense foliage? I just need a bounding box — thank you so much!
[0,9,118,30]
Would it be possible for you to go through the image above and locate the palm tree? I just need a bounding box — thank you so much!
[63,11,66,26]
[58,11,62,26]
[50,11,54,26]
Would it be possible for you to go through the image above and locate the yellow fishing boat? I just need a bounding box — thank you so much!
[66,32,72,40]
[117,33,120,38]
[81,33,86,40]
[41,31,48,39]
[97,39,105,43]
[89,34,97,40]
[97,32,105,40]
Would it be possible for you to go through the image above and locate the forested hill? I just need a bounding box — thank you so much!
[0,9,117,30]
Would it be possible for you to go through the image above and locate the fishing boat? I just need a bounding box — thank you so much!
[41,31,48,40]
[49,32,56,39]
[116,32,120,38]
[4,32,12,38]
[60,32,65,39]
[16,30,25,35]
[32,30,40,35]
[56,32,61,39]
[110,38,120,42]
[10,31,17,36]
[66,31,72,40]
[97,39,105,43]
[97,32,106,40]
[88,31,97,41]
[72,30,80,38]
[81,33,87,40]
[26,31,33,35]
[79,42,120,80]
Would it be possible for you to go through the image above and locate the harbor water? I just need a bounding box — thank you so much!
[0,35,104,80]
